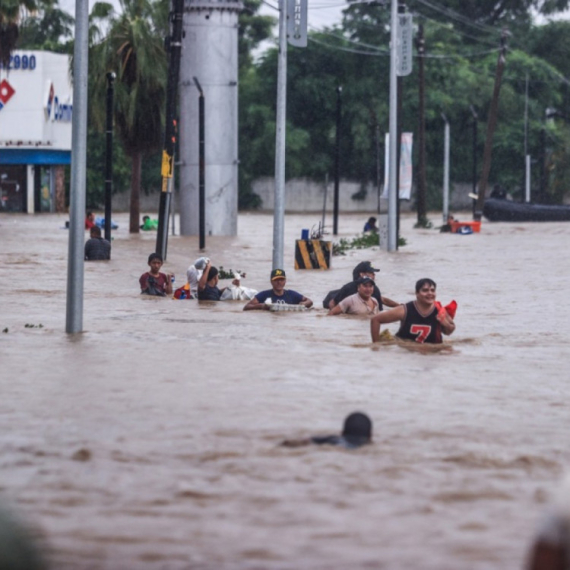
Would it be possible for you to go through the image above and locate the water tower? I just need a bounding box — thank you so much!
[179,0,242,236]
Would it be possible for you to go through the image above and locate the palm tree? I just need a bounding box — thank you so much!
[90,0,167,233]
[0,0,39,66]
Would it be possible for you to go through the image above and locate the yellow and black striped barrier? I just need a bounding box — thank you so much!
[295,240,332,270]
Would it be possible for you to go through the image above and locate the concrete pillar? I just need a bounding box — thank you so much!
[26,165,34,213]
[179,0,241,236]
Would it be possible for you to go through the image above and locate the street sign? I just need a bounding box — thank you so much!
[397,13,413,76]
[287,0,307,48]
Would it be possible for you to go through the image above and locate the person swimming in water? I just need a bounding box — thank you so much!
[281,412,372,449]
[527,474,570,570]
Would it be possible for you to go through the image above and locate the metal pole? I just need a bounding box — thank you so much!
[539,126,546,202]
[322,172,328,232]
[395,0,405,249]
[524,73,529,203]
[524,73,529,159]
[272,0,287,269]
[65,0,89,334]
[171,162,176,235]
[376,122,381,213]
[525,154,531,202]
[388,0,398,251]
[156,0,184,260]
[333,86,342,235]
[416,23,427,226]
[442,113,450,222]
[104,71,115,245]
[195,77,206,250]
[470,105,478,215]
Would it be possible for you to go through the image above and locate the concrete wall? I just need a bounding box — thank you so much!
[110,179,478,214]
[252,177,477,213]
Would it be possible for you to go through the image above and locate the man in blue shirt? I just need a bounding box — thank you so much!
[243,268,313,310]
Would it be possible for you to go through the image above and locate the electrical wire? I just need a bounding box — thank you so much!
[308,34,385,55]
[261,0,279,11]
[413,0,501,35]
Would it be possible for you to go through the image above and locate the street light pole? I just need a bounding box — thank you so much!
[387,0,398,251]
[333,86,342,235]
[104,71,115,245]
[470,105,478,215]
[272,0,287,269]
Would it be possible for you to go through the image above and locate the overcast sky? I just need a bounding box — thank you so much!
[58,0,348,33]
[57,0,570,43]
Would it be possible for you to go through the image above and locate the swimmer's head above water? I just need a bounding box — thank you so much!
[281,412,373,449]
[341,412,373,447]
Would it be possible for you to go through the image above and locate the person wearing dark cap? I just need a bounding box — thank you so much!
[243,268,313,310]
[327,276,380,316]
[197,260,240,301]
[281,412,372,449]
[326,261,398,310]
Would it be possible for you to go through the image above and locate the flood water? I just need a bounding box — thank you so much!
[1,210,569,569]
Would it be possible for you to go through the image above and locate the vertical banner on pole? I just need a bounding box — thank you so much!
[399,133,413,199]
[396,14,413,77]
[382,132,413,199]
[287,0,307,47]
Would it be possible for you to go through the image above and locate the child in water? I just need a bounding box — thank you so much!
[139,253,173,297]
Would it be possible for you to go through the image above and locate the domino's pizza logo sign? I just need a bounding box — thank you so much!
[44,82,72,122]
[0,79,15,111]
[45,82,55,119]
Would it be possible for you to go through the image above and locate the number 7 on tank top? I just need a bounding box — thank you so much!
[410,324,431,343]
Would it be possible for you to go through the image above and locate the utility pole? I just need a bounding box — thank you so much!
[470,105,478,215]
[194,77,206,250]
[156,0,184,261]
[376,122,381,213]
[475,30,508,220]
[272,0,287,269]
[387,0,399,251]
[524,73,531,203]
[333,86,342,235]
[441,113,450,222]
[539,124,546,203]
[104,72,115,246]
[65,0,89,334]
[415,23,427,227]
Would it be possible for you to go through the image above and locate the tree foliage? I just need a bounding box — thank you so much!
[89,0,167,232]
[0,0,44,64]
[238,3,570,209]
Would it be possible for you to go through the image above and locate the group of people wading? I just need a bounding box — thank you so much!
[138,253,456,346]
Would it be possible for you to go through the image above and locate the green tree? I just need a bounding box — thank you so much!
[16,1,74,53]
[0,0,42,65]
[89,0,167,232]
[237,0,275,207]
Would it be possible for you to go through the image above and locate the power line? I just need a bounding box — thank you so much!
[261,0,279,11]
[308,34,384,55]
[413,0,501,36]
[413,11,498,47]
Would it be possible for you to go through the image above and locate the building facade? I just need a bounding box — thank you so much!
[0,50,72,213]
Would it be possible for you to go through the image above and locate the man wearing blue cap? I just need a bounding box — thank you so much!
[243,269,313,310]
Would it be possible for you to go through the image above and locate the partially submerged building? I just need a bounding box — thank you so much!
[0,50,72,213]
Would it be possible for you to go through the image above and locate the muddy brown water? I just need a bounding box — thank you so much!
[1,211,569,569]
